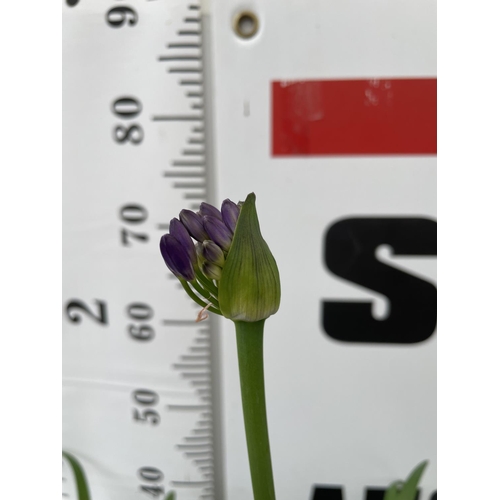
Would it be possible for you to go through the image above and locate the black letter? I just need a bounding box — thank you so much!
[322,218,436,344]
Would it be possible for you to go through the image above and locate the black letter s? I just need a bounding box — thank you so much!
[322,218,436,344]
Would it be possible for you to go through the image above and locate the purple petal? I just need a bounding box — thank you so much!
[160,234,195,281]
[202,240,225,267]
[199,202,223,220]
[221,199,240,233]
[169,218,196,264]
[203,215,233,252]
[179,209,209,242]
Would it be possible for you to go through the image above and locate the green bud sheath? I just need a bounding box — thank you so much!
[219,193,281,322]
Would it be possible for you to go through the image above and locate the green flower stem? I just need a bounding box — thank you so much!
[234,319,276,500]
[179,280,221,314]
[190,280,220,309]
[195,270,219,298]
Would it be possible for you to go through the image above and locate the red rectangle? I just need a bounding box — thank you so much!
[272,78,436,156]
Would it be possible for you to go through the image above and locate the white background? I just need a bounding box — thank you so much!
[4,1,500,500]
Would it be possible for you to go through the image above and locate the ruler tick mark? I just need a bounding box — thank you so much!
[163,319,196,326]
[159,55,201,61]
[169,68,202,73]
[152,115,203,121]
[168,43,201,49]
[178,30,201,36]
[172,160,205,167]
[167,404,211,410]
[164,171,204,178]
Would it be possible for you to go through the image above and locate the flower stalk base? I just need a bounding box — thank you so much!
[235,319,276,500]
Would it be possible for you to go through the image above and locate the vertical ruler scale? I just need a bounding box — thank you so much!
[63,1,222,499]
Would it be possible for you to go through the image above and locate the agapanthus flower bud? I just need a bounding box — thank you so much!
[179,209,209,242]
[160,234,196,281]
[199,202,223,220]
[221,199,240,233]
[203,215,233,252]
[202,261,222,280]
[169,217,196,264]
[218,193,280,322]
[202,240,225,267]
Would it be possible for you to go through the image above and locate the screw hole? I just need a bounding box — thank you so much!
[233,11,259,39]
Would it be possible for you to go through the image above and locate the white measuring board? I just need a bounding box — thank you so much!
[63,0,437,499]
[63,1,222,499]
[210,0,437,499]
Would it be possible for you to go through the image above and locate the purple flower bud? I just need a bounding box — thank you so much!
[199,202,223,220]
[169,218,196,264]
[203,215,233,252]
[202,261,222,281]
[160,234,195,281]
[179,209,209,242]
[202,240,225,267]
[221,199,240,233]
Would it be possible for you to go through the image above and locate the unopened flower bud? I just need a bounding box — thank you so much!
[203,215,233,252]
[202,261,223,280]
[179,209,209,242]
[219,193,280,322]
[202,240,225,267]
[199,202,223,220]
[160,234,196,281]
[221,199,240,233]
[169,217,196,264]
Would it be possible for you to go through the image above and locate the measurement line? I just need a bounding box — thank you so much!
[168,42,201,48]
[152,115,203,121]
[164,171,204,178]
[181,372,210,378]
[189,346,209,352]
[197,419,212,426]
[184,451,213,457]
[173,182,206,189]
[198,328,210,334]
[189,4,201,9]
[192,428,212,435]
[187,92,203,98]
[181,355,209,361]
[182,149,205,155]
[177,443,212,450]
[192,126,204,132]
[167,404,211,410]
[173,363,210,369]
[184,17,201,23]
[194,337,210,343]
[191,103,203,110]
[196,388,211,395]
[172,160,205,167]
[163,319,196,326]
[184,192,206,200]
[178,30,201,36]
[180,80,203,86]
[158,56,201,61]
[185,436,212,442]
[169,68,202,73]
[171,480,212,487]
[191,380,210,386]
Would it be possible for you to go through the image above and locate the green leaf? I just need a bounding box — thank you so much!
[164,491,176,500]
[383,480,404,500]
[399,460,428,500]
[62,451,91,500]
